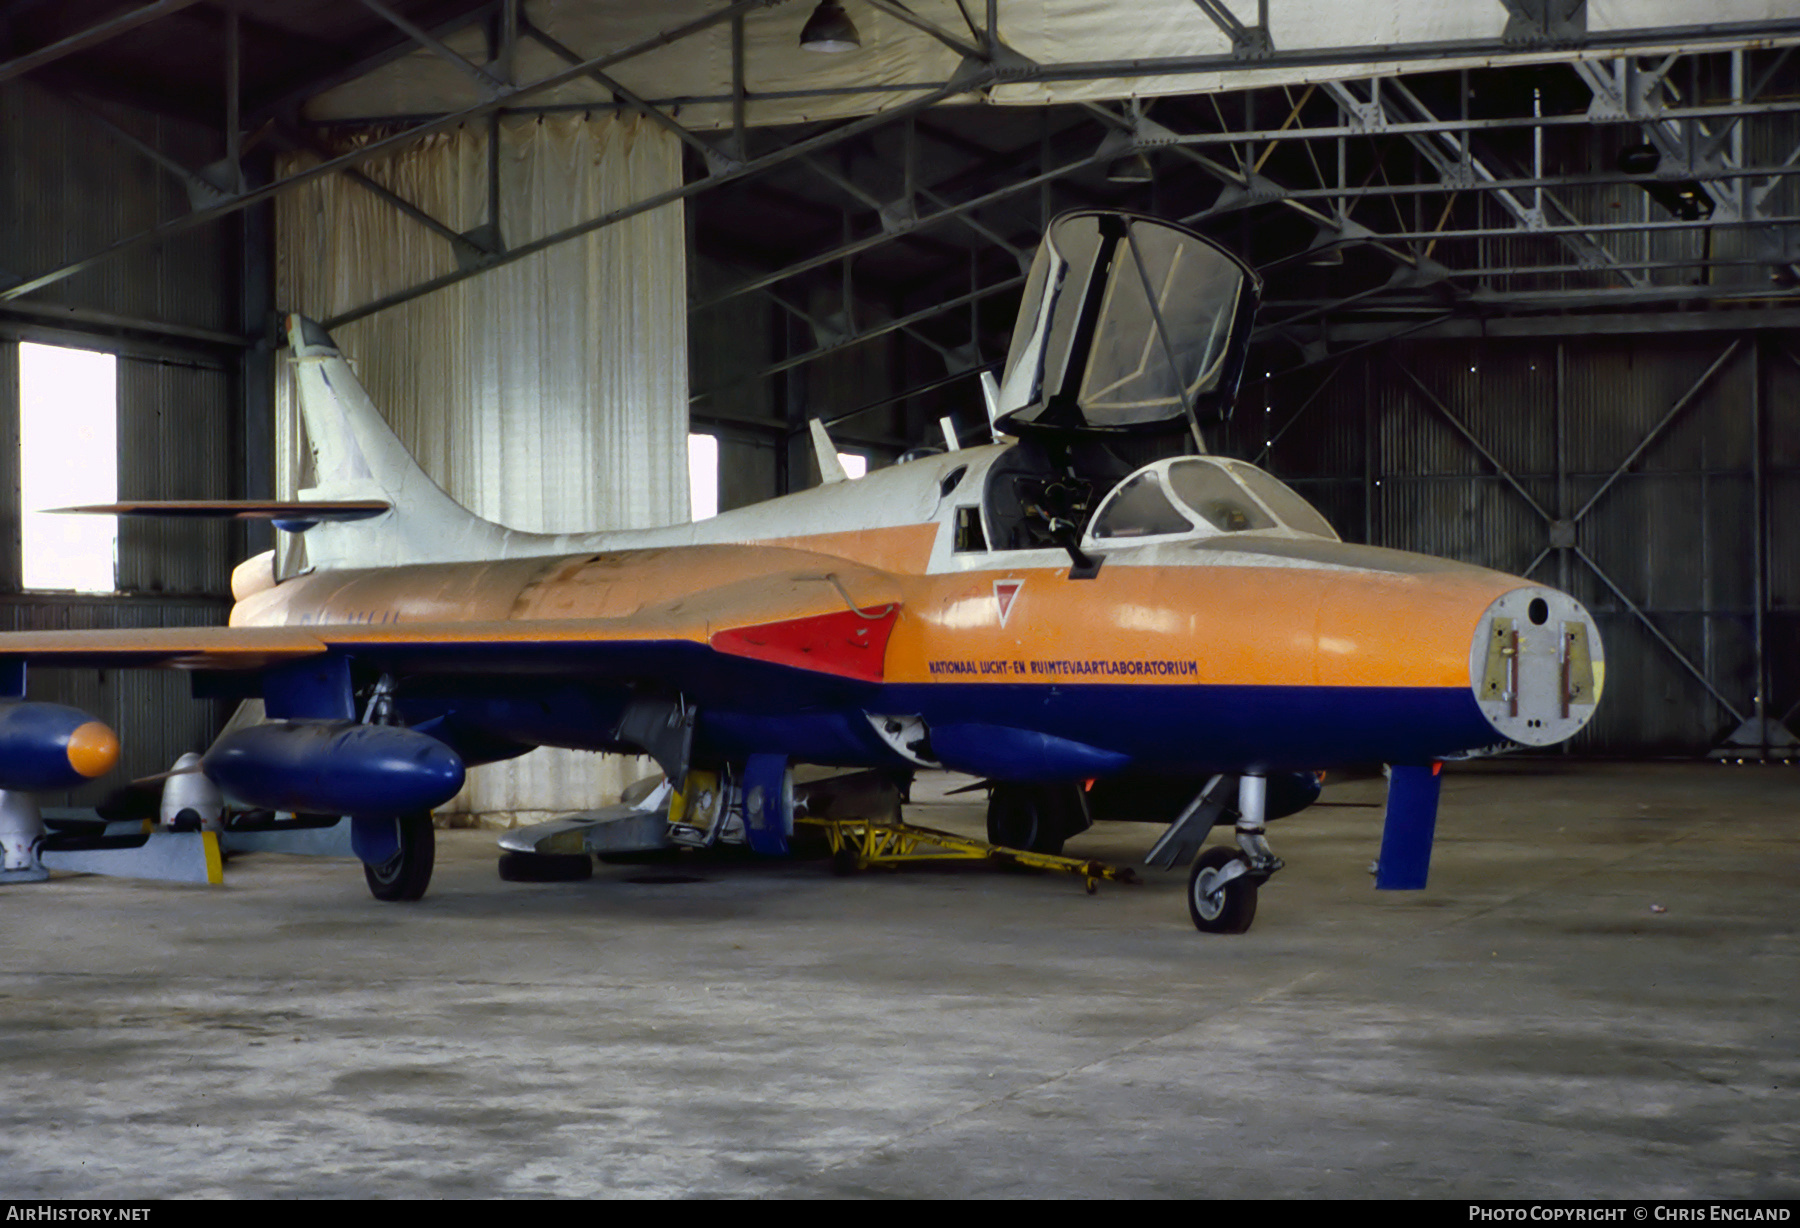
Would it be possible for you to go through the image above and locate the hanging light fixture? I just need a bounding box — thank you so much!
[800,1,861,53]
[1096,102,1157,185]
[1094,129,1154,185]
[1106,150,1154,184]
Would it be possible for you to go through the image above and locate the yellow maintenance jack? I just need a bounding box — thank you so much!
[797,816,1140,895]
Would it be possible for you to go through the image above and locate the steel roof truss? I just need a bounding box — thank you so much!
[350,0,508,98]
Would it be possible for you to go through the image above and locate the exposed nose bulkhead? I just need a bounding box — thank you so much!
[1469,587,1604,746]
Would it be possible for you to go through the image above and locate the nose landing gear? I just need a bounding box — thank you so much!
[1161,773,1286,934]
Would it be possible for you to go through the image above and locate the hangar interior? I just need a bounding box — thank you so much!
[2,0,1799,805]
[3,2,1800,1203]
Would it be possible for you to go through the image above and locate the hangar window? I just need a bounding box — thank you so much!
[689,432,718,521]
[838,451,868,479]
[18,342,117,592]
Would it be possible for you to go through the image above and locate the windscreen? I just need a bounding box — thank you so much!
[1090,472,1194,540]
[1217,461,1340,540]
[1164,460,1276,533]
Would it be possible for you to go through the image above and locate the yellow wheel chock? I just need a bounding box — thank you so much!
[796,816,1139,895]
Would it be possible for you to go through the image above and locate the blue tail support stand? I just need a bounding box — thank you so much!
[741,754,791,857]
[1375,762,1443,890]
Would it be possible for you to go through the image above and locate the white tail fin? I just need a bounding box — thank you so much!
[286,315,532,568]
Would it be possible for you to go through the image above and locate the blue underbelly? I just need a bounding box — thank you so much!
[887,682,1495,772]
[406,678,1495,777]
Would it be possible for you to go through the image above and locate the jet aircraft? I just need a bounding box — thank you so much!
[0,211,1602,931]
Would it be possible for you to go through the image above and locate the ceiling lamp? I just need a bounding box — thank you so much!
[1106,151,1154,185]
[800,1,861,53]
[1094,128,1154,185]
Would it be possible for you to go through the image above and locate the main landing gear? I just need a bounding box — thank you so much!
[985,782,1091,856]
[359,812,436,902]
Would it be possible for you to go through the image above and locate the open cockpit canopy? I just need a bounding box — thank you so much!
[995,212,1260,441]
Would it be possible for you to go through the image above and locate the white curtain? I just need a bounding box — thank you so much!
[275,114,687,826]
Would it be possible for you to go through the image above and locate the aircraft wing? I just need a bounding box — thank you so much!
[0,568,903,691]
[0,625,329,672]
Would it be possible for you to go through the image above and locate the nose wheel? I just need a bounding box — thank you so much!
[1187,847,1259,933]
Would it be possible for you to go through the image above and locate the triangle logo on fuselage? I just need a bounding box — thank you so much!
[994,579,1022,627]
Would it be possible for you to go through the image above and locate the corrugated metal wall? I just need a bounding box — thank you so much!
[687,253,913,510]
[1,81,236,333]
[0,82,242,801]
[116,354,238,595]
[1232,328,1800,756]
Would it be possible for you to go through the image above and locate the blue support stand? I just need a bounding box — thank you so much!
[741,754,791,857]
[1375,762,1443,890]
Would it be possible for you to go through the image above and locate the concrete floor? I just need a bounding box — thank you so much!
[0,761,1794,1199]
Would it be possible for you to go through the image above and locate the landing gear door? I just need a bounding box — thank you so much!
[994,211,1260,445]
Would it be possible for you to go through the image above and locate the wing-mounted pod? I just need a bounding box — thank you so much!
[994,211,1261,452]
[201,721,465,817]
[0,702,120,792]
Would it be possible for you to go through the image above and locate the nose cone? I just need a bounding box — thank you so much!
[66,720,120,779]
[1470,587,1605,746]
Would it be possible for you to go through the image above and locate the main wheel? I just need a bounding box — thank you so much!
[498,851,593,882]
[829,843,862,876]
[986,784,1066,856]
[1187,846,1258,934]
[364,812,436,902]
